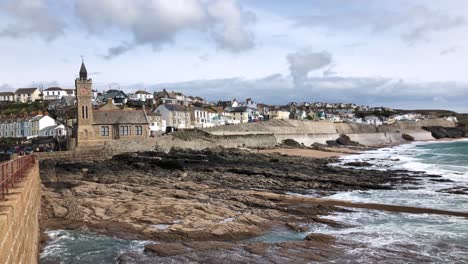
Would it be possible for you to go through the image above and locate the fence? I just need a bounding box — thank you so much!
[0,155,36,200]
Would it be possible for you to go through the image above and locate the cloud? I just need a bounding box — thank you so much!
[75,0,256,58]
[143,75,468,112]
[0,0,66,41]
[440,46,458,56]
[295,1,465,43]
[103,42,135,60]
[286,50,332,87]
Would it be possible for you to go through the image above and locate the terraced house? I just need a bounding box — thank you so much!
[0,114,65,138]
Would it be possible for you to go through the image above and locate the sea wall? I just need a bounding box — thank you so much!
[203,119,456,146]
[0,162,41,264]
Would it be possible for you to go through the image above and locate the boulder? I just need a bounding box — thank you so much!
[335,134,360,146]
[402,134,415,141]
[281,139,303,148]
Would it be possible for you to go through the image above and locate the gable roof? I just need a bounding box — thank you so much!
[160,104,189,112]
[93,109,148,125]
[135,90,151,95]
[15,88,38,95]
[45,87,64,91]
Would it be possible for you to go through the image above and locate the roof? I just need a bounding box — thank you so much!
[97,90,128,101]
[0,92,14,96]
[15,88,38,94]
[45,87,63,91]
[135,90,151,95]
[226,106,248,113]
[63,89,75,95]
[159,104,188,112]
[93,110,148,125]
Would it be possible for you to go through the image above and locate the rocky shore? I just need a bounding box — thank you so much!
[39,146,436,263]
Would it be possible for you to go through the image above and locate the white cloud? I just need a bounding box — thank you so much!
[0,0,66,41]
[75,0,256,57]
[295,1,465,43]
[287,50,332,86]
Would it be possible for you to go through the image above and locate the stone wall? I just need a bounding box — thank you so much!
[203,119,456,146]
[0,162,41,264]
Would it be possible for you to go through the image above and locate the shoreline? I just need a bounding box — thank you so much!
[39,139,468,263]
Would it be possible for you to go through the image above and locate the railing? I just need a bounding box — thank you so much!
[0,155,36,200]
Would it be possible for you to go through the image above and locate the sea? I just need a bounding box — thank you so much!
[40,140,468,263]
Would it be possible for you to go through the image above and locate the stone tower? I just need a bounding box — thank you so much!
[75,60,94,144]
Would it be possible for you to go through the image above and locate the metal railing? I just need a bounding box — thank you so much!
[0,155,36,200]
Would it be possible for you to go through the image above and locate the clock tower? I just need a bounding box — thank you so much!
[75,60,95,144]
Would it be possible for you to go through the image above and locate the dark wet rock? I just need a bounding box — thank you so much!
[402,134,415,141]
[336,134,360,146]
[281,139,303,148]
[423,126,465,139]
[344,161,373,167]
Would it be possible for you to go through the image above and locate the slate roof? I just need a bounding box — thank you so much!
[45,87,63,91]
[160,104,189,112]
[15,88,38,95]
[93,110,148,125]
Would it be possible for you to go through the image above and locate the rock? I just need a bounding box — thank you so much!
[402,134,415,141]
[344,161,372,167]
[335,134,360,146]
[423,126,465,139]
[286,222,309,232]
[305,233,336,244]
[134,162,146,169]
[281,139,303,148]
[144,243,191,257]
[52,205,68,218]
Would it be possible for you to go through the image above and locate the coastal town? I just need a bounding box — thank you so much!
[0,61,458,153]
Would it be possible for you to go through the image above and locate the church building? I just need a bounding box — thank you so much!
[74,61,149,147]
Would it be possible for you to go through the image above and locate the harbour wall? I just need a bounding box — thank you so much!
[203,119,456,146]
[0,162,41,264]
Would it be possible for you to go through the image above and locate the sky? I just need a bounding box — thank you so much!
[0,0,468,112]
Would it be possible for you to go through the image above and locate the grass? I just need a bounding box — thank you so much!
[0,101,50,116]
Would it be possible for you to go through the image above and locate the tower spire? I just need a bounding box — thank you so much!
[79,58,88,80]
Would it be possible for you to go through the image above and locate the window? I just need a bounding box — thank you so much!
[136,126,143,135]
[100,126,109,136]
[119,126,130,136]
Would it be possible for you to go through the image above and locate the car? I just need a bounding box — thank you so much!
[6,149,16,155]
[24,147,34,155]
[0,149,5,154]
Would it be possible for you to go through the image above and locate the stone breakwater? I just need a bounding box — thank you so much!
[202,119,458,146]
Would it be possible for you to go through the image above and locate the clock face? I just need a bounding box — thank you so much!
[80,87,89,94]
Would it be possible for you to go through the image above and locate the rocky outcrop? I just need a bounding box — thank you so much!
[422,126,465,139]
[40,148,427,262]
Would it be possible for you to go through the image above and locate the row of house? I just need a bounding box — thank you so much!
[0,114,66,139]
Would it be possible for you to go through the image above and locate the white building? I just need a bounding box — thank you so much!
[134,90,153,101]
[15,88,41,103]
[154,104,191,129]
[0,92,15,102]
[0,115,64,139]
[43,87,68,101]
[191,107,214,128]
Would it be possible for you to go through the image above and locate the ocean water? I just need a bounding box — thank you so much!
[320,139,468,263]
[40,230,151,264]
